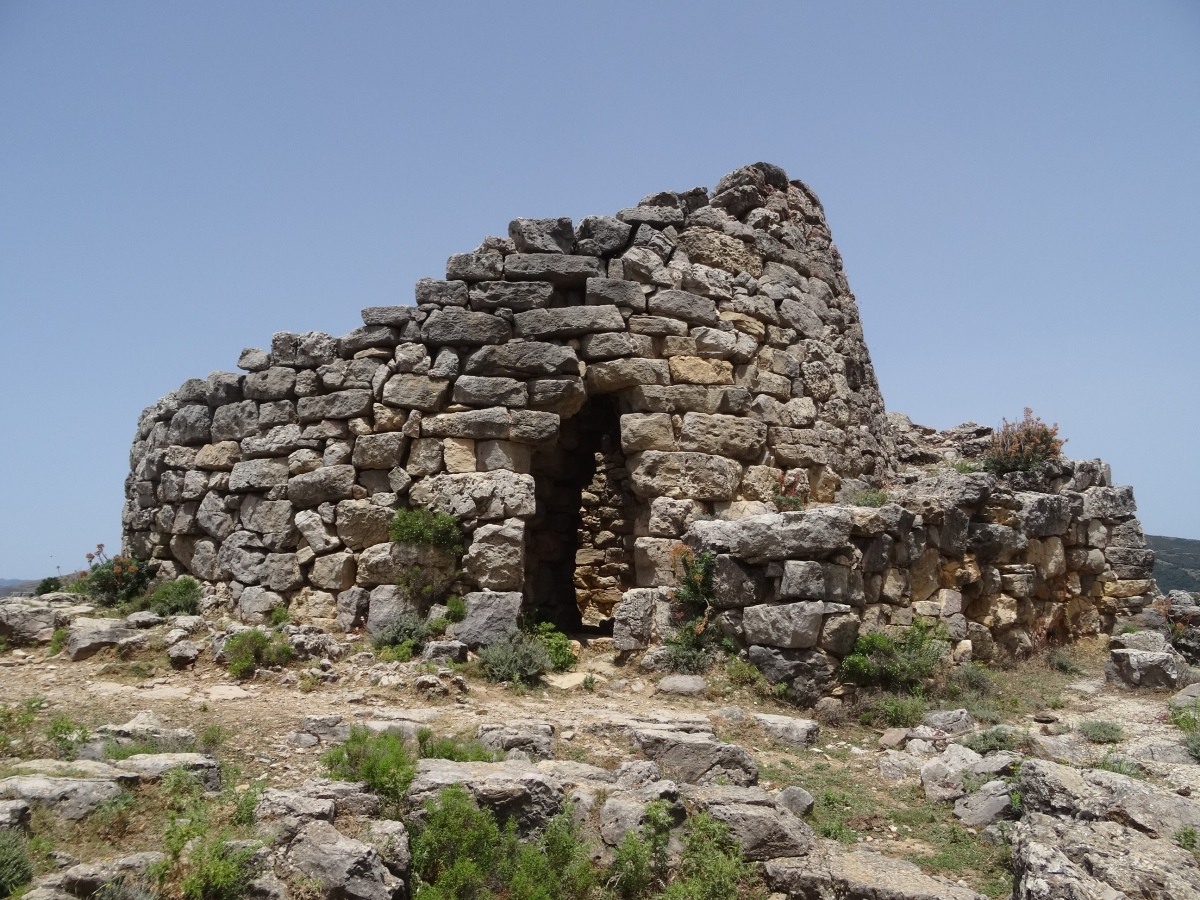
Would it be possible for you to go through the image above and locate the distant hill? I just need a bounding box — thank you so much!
[1147,535,1200,593]
[0,578,39,598]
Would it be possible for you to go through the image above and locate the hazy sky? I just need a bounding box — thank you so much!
[1,1,1197,578]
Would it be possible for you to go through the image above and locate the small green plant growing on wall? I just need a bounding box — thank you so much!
[390,508,464,555]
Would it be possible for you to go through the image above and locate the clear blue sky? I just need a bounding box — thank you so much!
[1,1,1197,579]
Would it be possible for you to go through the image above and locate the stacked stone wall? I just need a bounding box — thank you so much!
[122,161,1156,695]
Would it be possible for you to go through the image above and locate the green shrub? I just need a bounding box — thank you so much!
[949,662,996,697]
[582,674,596,692]
[960,727,1015,755]
[80,545,156,607]
[376,640,417,663]
[180,831,257,900]
[0,830,32,898]
[1049,650,1084,675]
[149,577,202,617]
[416,728,497,762]
[268,605,290,628]
[231,782,264,827]
[0,697,44,757]
[533,622,577,672]
[46,715,89,760]
[479,631,552,685]
[876,694,926,728]
[390,508,464,555]
[48,627,70,656]
[444,595,467,623]
[223,629,294,680]
[1185,731,1200,763]
[1078,720,1124,743]
[321,726,416,817]
[104,738,165,760]
[1177,826,1198,852]
[673,549,716,614]
[840,621,948,691]
[982,408,1066,475]
[847,488,888,508]
[725,656,766,688]
[198,725,227,754]
[610,800,673,899]
[1094,751,1142,778]
[372,613,439,654]
[662,812,760,900]
[952,460,980,474]
[1170,699,1200,733]
[34,576,62,596]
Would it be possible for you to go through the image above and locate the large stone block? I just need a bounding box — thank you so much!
[453,592,523,648]
[382,374,451,411]
[451,376,528,408]
[287,465,357,507]
[409,471,536,521]
[297,390,373,422]
[504,253,602,286]
[464,518,525,591]
[335,500,393,552]
[514,306,625,338]
[742,602,824,649]
[685,509,854,563]
[464,342,579,377]
[421,308,512,345]
[678,413,766,461]
[586,359,671,393]
[469,280,554,312]
[628,451,743,501]
[352,433,408,470]
[229,458,289,492]
[620,414,676,453]
[647,289,720,326]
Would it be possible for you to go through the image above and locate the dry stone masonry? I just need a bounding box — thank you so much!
[122,162,1158,696]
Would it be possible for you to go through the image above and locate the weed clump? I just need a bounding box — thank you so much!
[1077,720,1124,743]
[479,631,553,685]
[960,727,1015,755]
[840,621,948,692]
[179,832,258,900]
[390,508,464,556]
[444,595,467,623]
[148,577,202,617]
[223,629,294,680]
[321,726,416,817]
[663,548,725,675]
[532,622,577,672]
[847,488,888,508]
[416,728,498,762]
[0,697,44,757]
[982,408,1066,475]
[0,830,33,898]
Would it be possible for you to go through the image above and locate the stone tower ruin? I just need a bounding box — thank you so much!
[123,162,1158,697]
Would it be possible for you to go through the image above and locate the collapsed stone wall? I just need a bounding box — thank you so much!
[122,160,1156,694]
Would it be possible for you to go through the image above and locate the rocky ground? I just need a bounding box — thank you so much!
[3,598,1200,899]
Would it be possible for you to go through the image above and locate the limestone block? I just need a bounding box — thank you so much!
[504,253,602,286]
[585,359,671,393]
[527,378,587,416]
[352,433,408,470]
[408,471,536,521]
[468,280,553,312]
[509,410,559,443]
[685,508,853,564]
[421,308,511,345]
[451,376,527,408]
[647,289,720,326]
[167,405,212,446]
[287,466,357,507]
[620,414,676,453]
[668,356,734,385]
[634,537,679,588]
[406,437,444,476]
[675,228,763,277]
[742,602,824,649]
[628,451,742,501]
[453,592,523,648]
[475,440,531,474]
[228,458,289,494]
[381,374,451,411]
[422,407,510,440]
[463,342,578,377]
[515,306,625,338]
[310,552,357,592]
[295,509,340,553]
[647,497,702,538]
[272,331,338,367]
[297,390,373,422]
[464,518,525,591]
[443,438,476,474]
[335,500,393,551]
[678,412,766,461]
[578,332,655,361]
[780,561,824,600]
